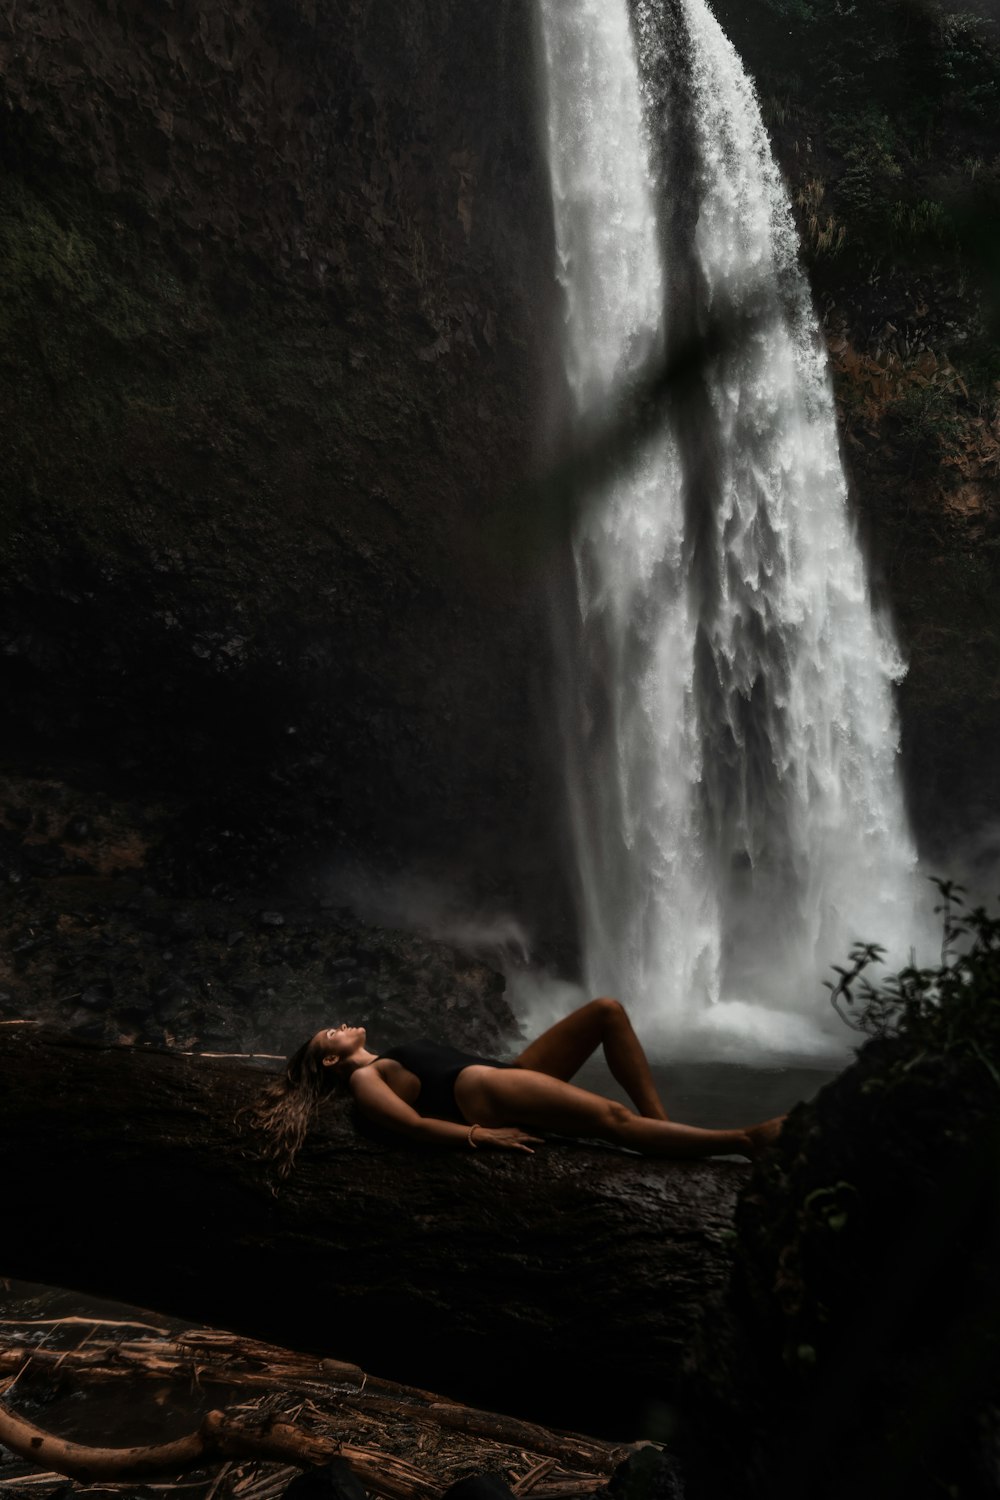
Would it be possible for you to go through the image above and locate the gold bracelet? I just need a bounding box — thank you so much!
[467,1124,480,1149]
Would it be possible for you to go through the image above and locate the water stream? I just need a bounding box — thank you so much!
[537,0,924,1060]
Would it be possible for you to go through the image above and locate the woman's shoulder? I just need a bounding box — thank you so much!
[350,1056,408,1093]
[351,1059,388,1086]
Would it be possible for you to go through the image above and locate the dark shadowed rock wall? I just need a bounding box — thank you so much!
[0,0,575,935]
[4,0,998,960]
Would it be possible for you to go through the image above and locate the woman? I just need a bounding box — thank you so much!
[252,998,785,1176]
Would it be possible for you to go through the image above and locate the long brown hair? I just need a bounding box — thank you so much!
[245,1034,344,1178]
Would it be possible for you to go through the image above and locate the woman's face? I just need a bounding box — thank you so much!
[314,1023,366,1067]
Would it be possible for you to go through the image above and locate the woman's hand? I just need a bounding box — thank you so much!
[471,1126,543,1153]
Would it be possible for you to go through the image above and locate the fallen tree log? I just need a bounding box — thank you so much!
[0,1327,367,1399]
[0,1028,748,1431]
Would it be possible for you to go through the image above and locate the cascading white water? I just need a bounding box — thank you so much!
[537,0,924,1058]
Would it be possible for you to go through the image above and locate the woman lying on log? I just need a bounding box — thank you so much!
[251,998,785,1175]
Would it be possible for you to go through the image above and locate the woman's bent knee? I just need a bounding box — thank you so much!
[592,996,626,1021]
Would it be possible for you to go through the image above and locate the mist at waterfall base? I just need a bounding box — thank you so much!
[311,860,840,1111]
[535,0,934,1065]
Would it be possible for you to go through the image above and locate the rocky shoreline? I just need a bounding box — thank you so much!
[0,767,521,1063]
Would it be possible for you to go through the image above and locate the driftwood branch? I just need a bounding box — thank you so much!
[0,1399,319,1483]
[0,1322,639,1497]
[0,1397,440,1495]
[0,1328,631,1474]
[0,1315,171,1334]
[0,1331,366,1396]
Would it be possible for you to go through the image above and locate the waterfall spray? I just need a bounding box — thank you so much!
[537,0,923,1058]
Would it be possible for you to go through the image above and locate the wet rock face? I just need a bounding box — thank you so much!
[0,0,573,936]
[0,773,520,1059]
[0,0,544,293]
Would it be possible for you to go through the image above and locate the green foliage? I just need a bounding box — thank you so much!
[885,371,964,453]
[885,196,956,250]
[826,881,1000,1075]
[0,158,365,562]
[802,1180,857,1233]
[820,107,965,265]
[0,176,181,351]
[735,898,1000,1498]
[826,107,902,170]
[759,0,1000,126]
[758,0,816,19]
[743,0,1000,301]
[938,11,1000,125]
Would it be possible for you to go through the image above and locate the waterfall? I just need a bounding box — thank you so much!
[537,0,923,1058]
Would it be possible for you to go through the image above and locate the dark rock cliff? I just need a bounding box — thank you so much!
[0,0,573,936]
[3,10,1000,1489]
[683,957,1000,1500]
[2,0,998,960]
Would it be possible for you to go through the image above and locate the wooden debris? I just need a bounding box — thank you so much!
[0,1319,640,1499]
[0,1398,443,1497]
[0,1474,70,1489]
[0,1328,630,1470]
[0,1315,171,1335]
[511,1457,556,1493]
[427,1406,631,1473]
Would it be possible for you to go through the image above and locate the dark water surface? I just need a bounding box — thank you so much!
[0,1279,233,1495]
[0,1281,218,1431]
[574,1056,842,1126]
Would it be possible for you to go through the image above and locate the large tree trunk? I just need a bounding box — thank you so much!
[0,1026,747,1434]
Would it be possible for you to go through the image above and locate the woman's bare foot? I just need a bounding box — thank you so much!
[744,1115,787,1158]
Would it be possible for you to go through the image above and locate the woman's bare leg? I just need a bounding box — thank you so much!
[455,1065,781,1160]
[513,998,670,1120]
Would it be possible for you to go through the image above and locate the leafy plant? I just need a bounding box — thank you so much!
[732,890,1000,1500]
[826,880,1000,1081]
[759,0,816,20]
[885,196,956,253]
[793,177,846,257]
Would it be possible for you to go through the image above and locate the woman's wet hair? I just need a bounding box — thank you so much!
[245,1033,346,1177]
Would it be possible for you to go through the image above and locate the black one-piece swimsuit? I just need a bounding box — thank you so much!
[378,1038,514,1122]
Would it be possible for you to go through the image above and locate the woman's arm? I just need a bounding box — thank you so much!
[350,1070,540,1152]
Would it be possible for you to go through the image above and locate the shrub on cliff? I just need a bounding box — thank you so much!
[706,884,1000,1500]
[828,878,1000,1055]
